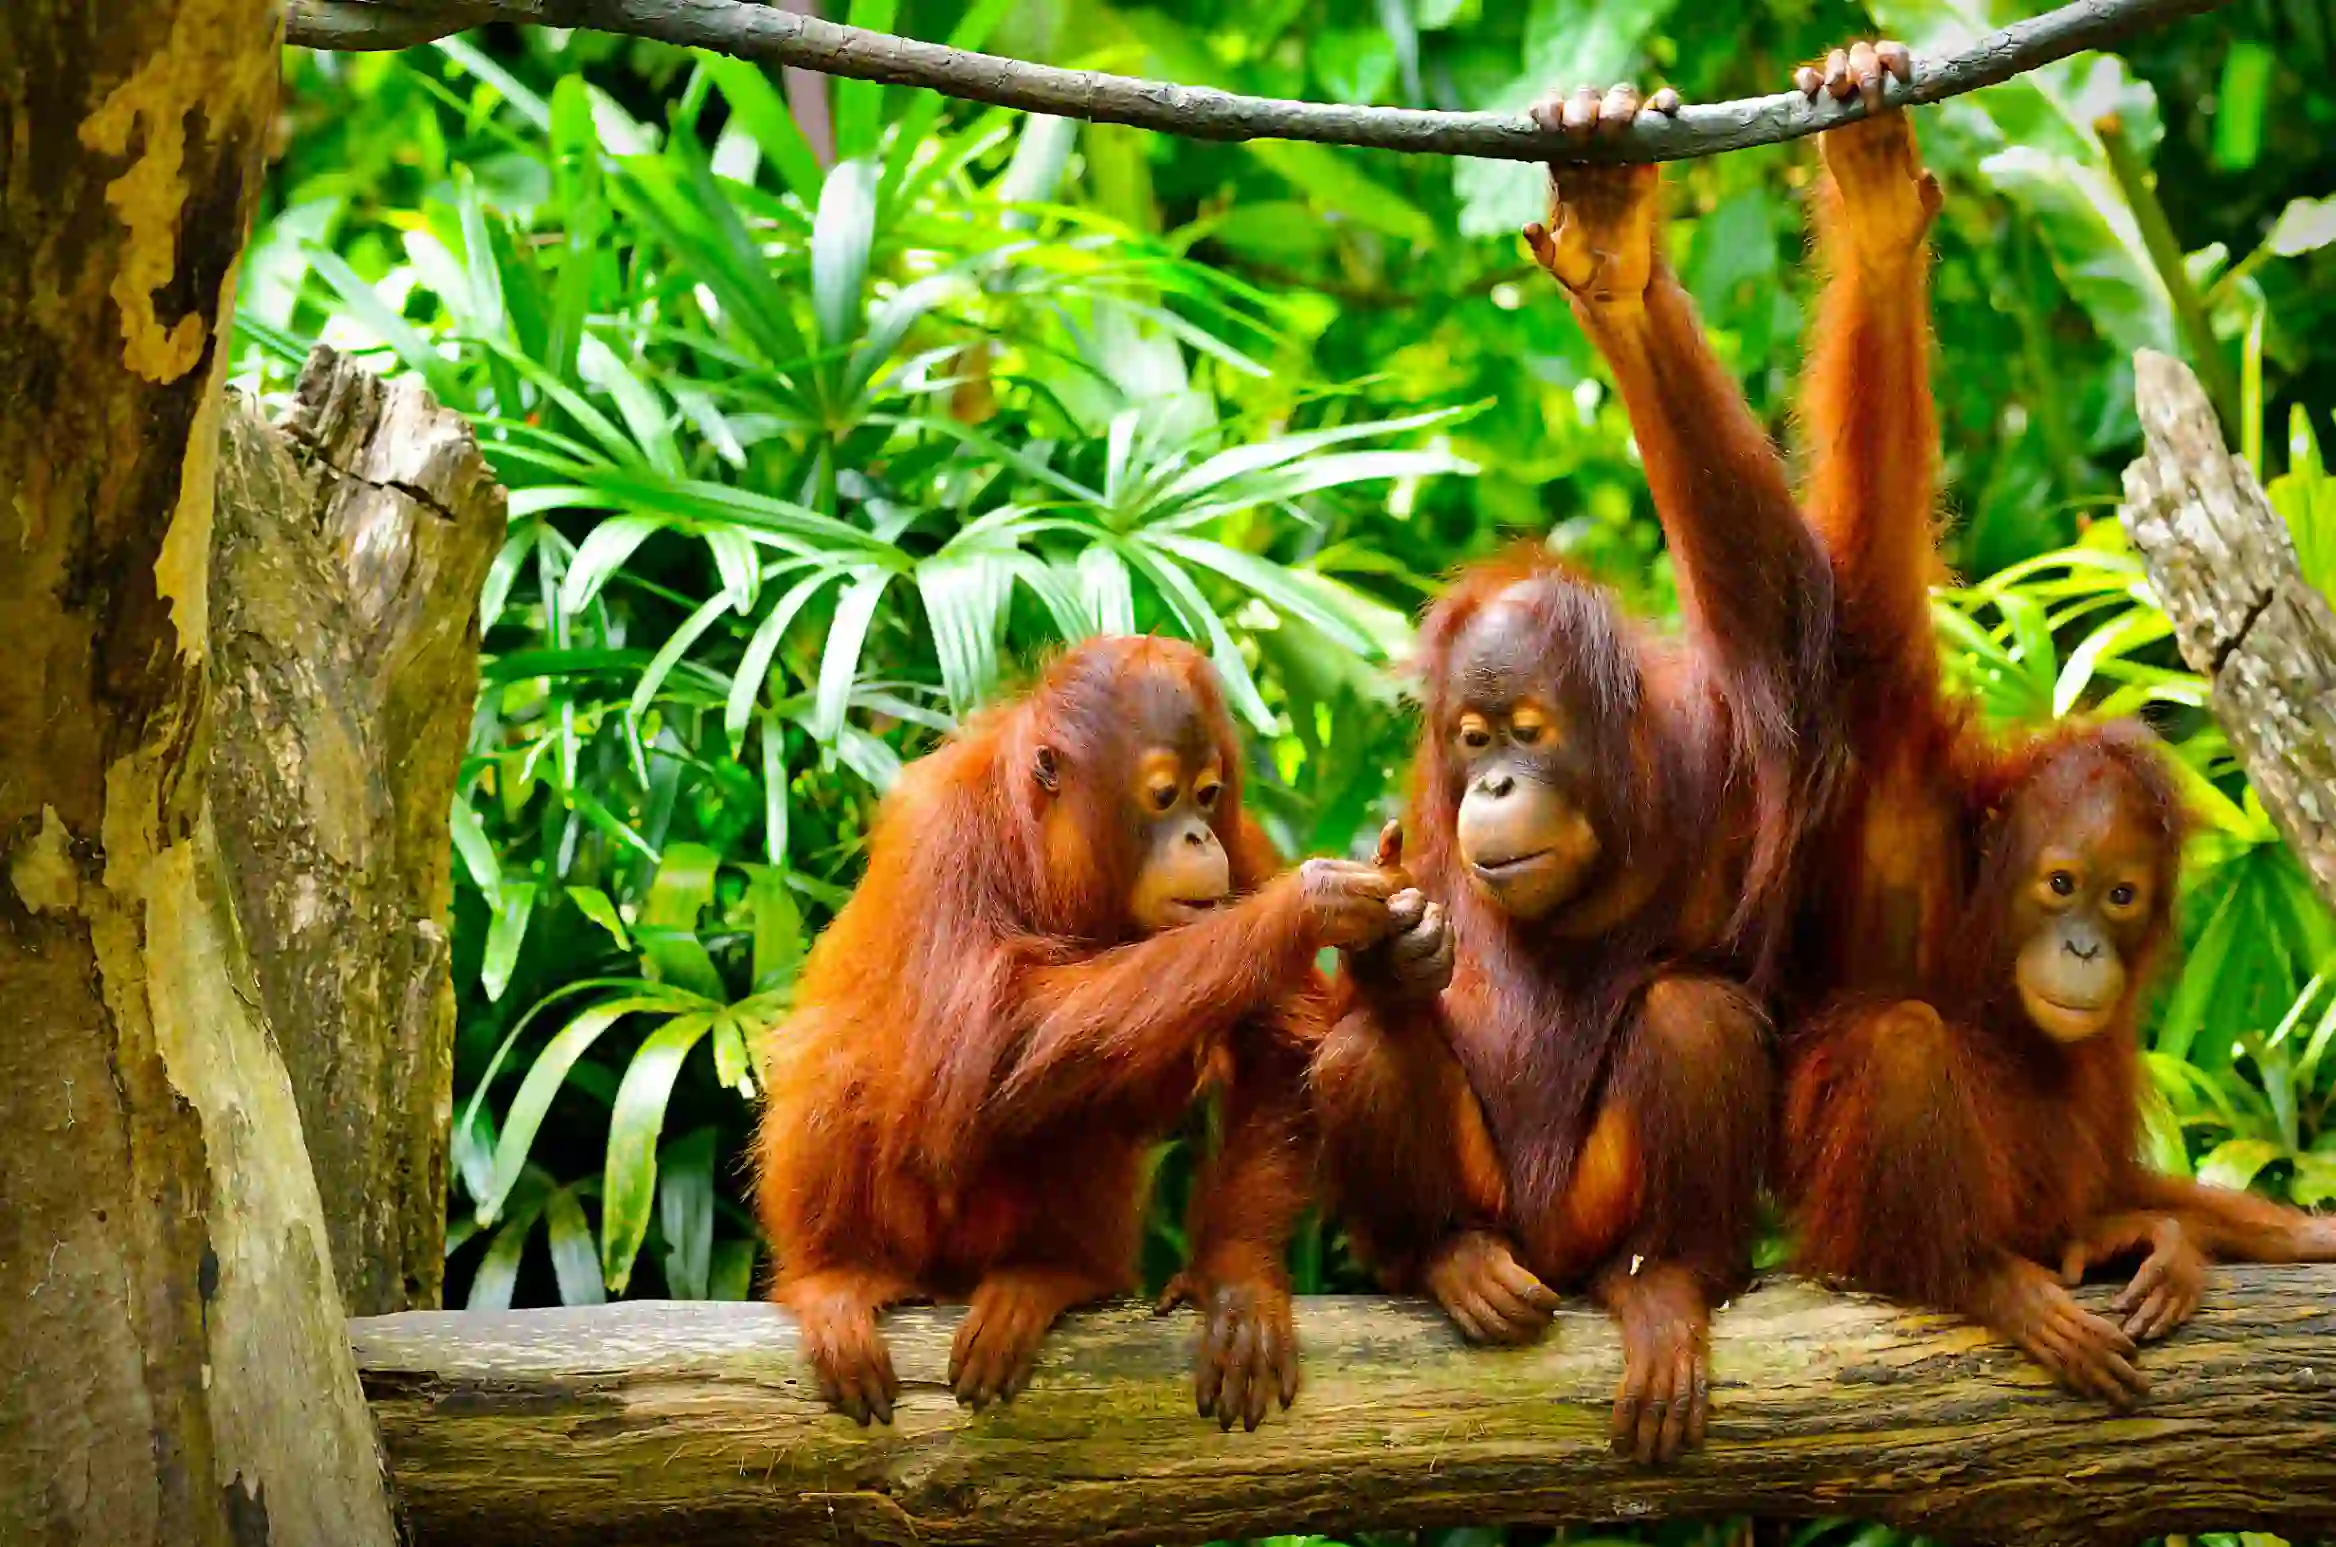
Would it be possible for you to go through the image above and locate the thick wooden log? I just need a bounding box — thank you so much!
[2119,348,2336,912]
[210,346,506,1314]
[0,1,399,1541]
[355,1269,2336,1547]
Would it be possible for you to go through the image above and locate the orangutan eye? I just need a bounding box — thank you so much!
[1149,783,1178,813]
[1195,780,1223,811]
[1512,721,1544,746]
[2048,870,2076,897]
[1459,715,1494,751]
[2108,883,2136,908]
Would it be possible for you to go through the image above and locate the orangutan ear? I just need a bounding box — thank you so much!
[1033,745,1060,794]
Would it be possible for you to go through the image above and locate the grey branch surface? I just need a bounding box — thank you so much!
[354,1270,2336,1547]
[286,0,2228,164]
[2120,350,2336,913]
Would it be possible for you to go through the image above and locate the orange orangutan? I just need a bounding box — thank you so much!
[1777,43,2336,1406]
[755,635,1402,1428]
[1313,80,1841,1466]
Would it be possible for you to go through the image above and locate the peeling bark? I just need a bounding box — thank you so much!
[2119,350,2336,911]
[0,3,398,1542]
[352,1273,2336,1547]
[210,346,506,1315]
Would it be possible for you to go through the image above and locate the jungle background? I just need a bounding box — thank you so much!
[241,0,2336,1541]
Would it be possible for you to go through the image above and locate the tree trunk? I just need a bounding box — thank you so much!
[0,5,398,1543]
[210,346,506,1316]
[2120,348,2336,912]
[352,1270,2336,1547]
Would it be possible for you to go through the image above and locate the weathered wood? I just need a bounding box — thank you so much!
[354,1270,2336,1547]
[2119,349,2336,913]
[210,346,505,1315]
[0,2,399,1543]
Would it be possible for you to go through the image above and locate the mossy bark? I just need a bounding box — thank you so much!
[210,347,506,1315]
[0,3,398,1541]
[354,1271,2336,1547]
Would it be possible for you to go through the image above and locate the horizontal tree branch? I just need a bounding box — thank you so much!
[285,0,2230,164]
[353,1267,2336,1546]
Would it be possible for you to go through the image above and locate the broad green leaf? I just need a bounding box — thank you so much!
[452,1103,498,1207]
[478,338,648,471]
[2196,1136,2284,1194]
[577,333,685,477]
[577,465,896,562]
[434,34,552,129]
[544,1185,607,1306]
[1078,545,1137,636]
[2211,42,2273,174]
[701,55,825,204]
[877,0,1018,208]
[1123,545,1274,732]
[1148,535,1377,655]
[565,885,632,951]
[816,720,904,794]
[629,590,736,724]
[813,567,891,748]
[547,78,609,390]
[846,272,976,403]
[560,514,670,613]
[715,1005,760,1097]
[1977,146,2174,358]
[810,157,880,352]
[301,245,466,406]
[711,1238,758,1302]
[467,1188,549,1311]
[2155,878,2243,1063]
[2295,985,2336,1093]
[450,794,503,907]
[481,880,536,1004]
[918,546,1015,716]
[479,522,541,630]
[239,197,342,331]
[2052,608,2170,717]
[1148,407,1461,511]
[747,864,805,996]
[1007,555,1098,642]
[726,568,839,749]
[601,1012,716,1292]
[2292,1151,2336,1209]
[636,843,727,999]
[761,709,791,868]
[615,142,808,369]
[2267,195,2336,259]
[475,994,689,1223]
[657,1127,719,1299]
[705,527,762,613]
[2136,1094,2191,1178]
[832,0,898,160]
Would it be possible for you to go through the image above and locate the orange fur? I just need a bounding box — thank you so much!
[1777,109,2336,1398]
[755,636,1325,1423]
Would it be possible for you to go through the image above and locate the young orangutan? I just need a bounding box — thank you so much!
[756,635,1403,1428]
[1313,82,1840,1466]
[1778,43,2336,1407]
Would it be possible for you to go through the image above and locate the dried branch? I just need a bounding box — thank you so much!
[286,0,2229,165]
[2119,351,2336,914]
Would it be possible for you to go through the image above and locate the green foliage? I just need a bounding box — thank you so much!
[254,25,2336,1539]
[253,28,1461,1306]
